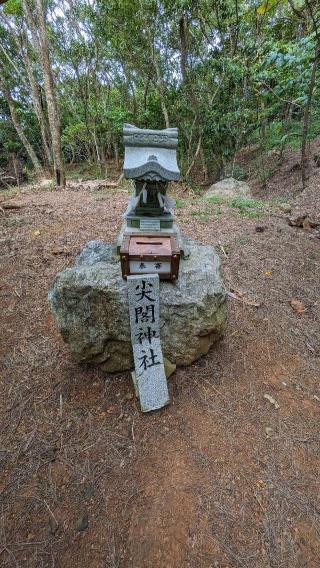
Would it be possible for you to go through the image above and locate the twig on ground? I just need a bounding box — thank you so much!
[228,290,261,308]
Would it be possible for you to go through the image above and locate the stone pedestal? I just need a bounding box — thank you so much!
[48,239,228,373]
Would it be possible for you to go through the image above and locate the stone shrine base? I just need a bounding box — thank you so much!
[48,239,228,374]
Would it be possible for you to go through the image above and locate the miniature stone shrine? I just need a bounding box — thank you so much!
[119,124,186,280]
[123,123,179,224]
[119,124,186,407]
[48,124,228,413]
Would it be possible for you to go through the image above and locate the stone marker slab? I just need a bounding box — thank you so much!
[127,274,169,412]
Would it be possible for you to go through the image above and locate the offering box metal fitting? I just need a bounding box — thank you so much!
[120,235,180,280]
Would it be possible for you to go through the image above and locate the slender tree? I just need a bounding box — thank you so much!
[0,77,43,173]
[23,0,65,187]
[20,27,52,170]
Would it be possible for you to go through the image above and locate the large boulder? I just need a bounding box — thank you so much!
[48,239,227,372]
[204,177,251,200]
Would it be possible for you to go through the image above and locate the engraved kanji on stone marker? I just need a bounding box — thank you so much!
[135,279,155,302]
[135,326,158,345]
[134,304,155,324]
[127,274,169,412]
[138,348,161,371]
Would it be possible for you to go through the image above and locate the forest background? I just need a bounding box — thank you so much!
[0,0,319,190]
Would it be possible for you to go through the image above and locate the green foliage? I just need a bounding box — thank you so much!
[3,0,22,16]
[175,199,185,209]
[224,163,247,180]
[0,0,319,181]
[208,196,225,205]
[230,197,266,210]
[257,0,278,15]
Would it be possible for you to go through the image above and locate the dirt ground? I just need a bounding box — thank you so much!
[0,164,319,567]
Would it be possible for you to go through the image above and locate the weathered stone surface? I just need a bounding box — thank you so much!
[48,239,227,372]
[204,177,251,200]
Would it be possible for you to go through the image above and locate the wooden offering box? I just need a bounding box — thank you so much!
[120,235,180,280]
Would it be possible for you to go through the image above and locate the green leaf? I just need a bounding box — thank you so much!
[257,0,278,15]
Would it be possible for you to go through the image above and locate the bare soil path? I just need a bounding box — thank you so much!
[0,180,319,567]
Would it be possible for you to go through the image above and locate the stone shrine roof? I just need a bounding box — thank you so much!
[123,124,180,182]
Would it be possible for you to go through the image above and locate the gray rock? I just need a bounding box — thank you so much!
[48,239,228,372]
[75,240,117,266]
[204,177,251,200]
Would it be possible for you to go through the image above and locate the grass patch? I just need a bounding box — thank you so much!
[230,197,266,210]
[196,194,269,221]
[175,198,185,209]
[208,195,225,205]
[230,197,267,219]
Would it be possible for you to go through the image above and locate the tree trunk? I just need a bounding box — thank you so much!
[186,135,202,177]
[179,14,188,84]
[143,76,150,112]
[113,140,119,167]
[1,82,43,173]
[22,30,52,170]
[153,51,170,128]
[301,40,320,188]
[32,0,66,188]
[11,153,20,188]
[178,14,208,180]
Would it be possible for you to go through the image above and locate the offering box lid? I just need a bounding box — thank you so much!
[128,236,172,257]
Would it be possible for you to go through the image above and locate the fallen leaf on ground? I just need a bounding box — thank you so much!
[290,299,306,314]
[106,405,118,414]
[32,229,41,237]
[264,270,273,277]
[264,394,280,409]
